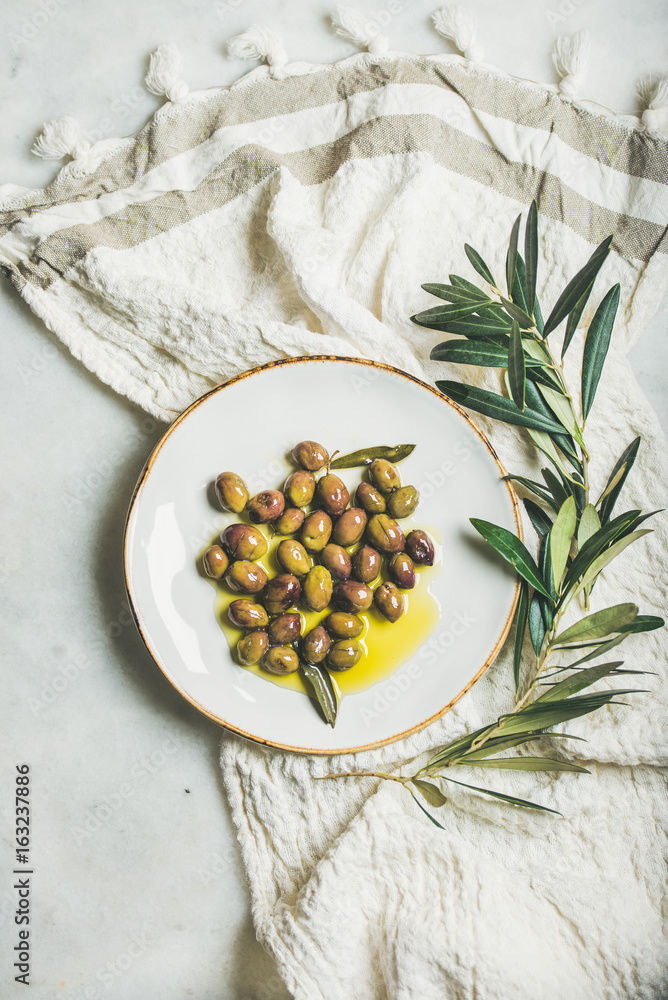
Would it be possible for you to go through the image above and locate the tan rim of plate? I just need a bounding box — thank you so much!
[124,356,522,755]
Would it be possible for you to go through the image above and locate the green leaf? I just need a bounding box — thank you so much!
[512,254,530,315]
[436,382,565,435]
[577,504,601,549]
[421,282,489,304]
[442,776,562,815]
[536,662,625,702]
[496,692,630,735]
[431,340,507,367]
[563,509,642,589]
[524,499,554,536]
[524,378,579,463]
[581,284,620,421]
[470,518,553,599]
[499,295,535,329]
[539,532,557,606]
[411,302,482,328]
[503,475,560,512]
[465,756,589,773]
[537,384,582,441]
[525,201,538,315]
[330,444,415,469]
[410,792,446,829]
[300,662,339,727]
[506,213,522,297]
[550,497,577,591]
[450,273,488,297]
[460,734,543,761]
[617,615,664,634]
[599,437,641,524]
[508,320,526,409]
[426,314,511,340]
[561,282,593,358]
[567,634,629,665]
[554,603,638,645]
[542,467,569,508]
[570,530,651,601]
[465,244,496,287]
[543,235,613,337]
[596,464,626,506]
[412,778,447,807]
[529,592,547,654]
[527,431,574,483]
[514,581,529,695]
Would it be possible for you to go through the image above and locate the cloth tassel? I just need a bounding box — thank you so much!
[431,6,483,62]
[32,116,92,162]
[145,43,190,102]
[553,30,589,98]
[331,6,389,56]
[227,27,289,77]
[637,72,668,133]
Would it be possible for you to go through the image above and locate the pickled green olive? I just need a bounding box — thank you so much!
[326,640,362,672]
[268,613,301,645]
[247,490,285,524]
[292,440,329,472]
[316,473,349,517]
[263,574,301,616]
[225,560,268,594]
[387,485,420,519]
[284,470,316,508]
[374,582,405,623]
[366,514,405,554]
[320,544,352,581]
[214,471,249,513]
[332,507,367,547]
[405,529,435,566]
[355,482,386,514]
[274,507,305,535]
[303,566,333,612]
[263,646,300,675]
[221,523,267,562]
[389,552,416,590]
[323,612,364,640]
[277,539,311,577]
[301,625,332,664]
[203,544,229,579]
[237,630,269,665]
[228,600,269,629]
[351,544,381,584]
[301,510,332,552]
[369,458,401,494]
[332,580,373,613]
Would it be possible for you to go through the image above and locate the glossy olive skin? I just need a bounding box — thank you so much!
[203,544,229,579]
[389,552,416,590]
[317,474,349,517]
[292,440,329,472]
[263,574,301,615]
[301,510,332,552]
[332,507,367,547]
[277,539,311,577]
[320,544,352,581]
[274,507,305,535]
[326,640,362,671]
[247,490,286,524]
[303,566,333,612]
[214,472,249,513]
[268,613,301,645]
[351,544,381,583]
[221,523,267,562]
[323,612,364,640]
[301,625,332,664]
[374,582,405,623]
[369,458,401,494]
[237,630,269,665]
[263,646,300,675]
[225,560,268,594]
[228,600,269,629]
[355,482,386,514]
[387,485,420,519]
[366,514,405,554]
[405,529,435,566]
[284,470,316,508]
[332,580,374,613]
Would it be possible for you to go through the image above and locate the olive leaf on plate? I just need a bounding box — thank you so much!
[330,444,416,469]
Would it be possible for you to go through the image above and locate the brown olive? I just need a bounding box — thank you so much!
[369,458,401,494]
[301,626,332,664]
[366,514,405,554]
[320,544,352,581]
[389,552,416,590]
[406,529,435,566]
[225,560,268,594]
[323,612,364,640]
[214,472,249,513]
[268,613,301,645]
[247,490,285,524]
[332,507,367,547]
[301,510,332,552]
[284,470,316,508]
[387,486,420,519]
[351,544,381,583]
[262,574,301,615]
[221,523,267,562]
[292,440,329,472]
[277,539,311,577]
[316,473,349,516]
[236,630,269,665]
[326,640,362,671]
[355,482,386,514]
[332,580,373,613]
[374,582,405,623]
[274,507,305,535]
[228,600,269,629]
[203,544,229,579]
[302,566,333,612]
[263,646,300,675]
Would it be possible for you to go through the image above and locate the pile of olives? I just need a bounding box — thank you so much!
[202,441,435,680]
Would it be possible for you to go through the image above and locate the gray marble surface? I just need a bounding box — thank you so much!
[1,1,666,997]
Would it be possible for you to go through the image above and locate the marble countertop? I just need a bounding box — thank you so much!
[1,1,666,997]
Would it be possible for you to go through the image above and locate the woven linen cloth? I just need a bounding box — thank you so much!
[2,48,667,1000]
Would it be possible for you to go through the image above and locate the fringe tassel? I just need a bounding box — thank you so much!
[145,43,190,102]
[32,116,92,162]
[432,6,483,62]
[227,27,289,78]
[637,72,668,134]
[331,6,389,56]
[553,30,589,99]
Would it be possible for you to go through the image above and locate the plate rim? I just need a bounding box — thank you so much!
[124,355,522,755]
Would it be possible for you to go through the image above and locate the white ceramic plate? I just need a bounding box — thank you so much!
[124,357,520,754]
